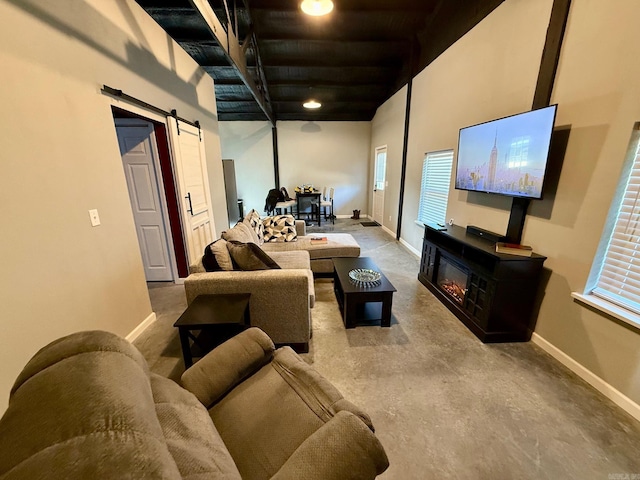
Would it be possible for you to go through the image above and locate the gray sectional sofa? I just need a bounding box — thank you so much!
[264,220,360,275]
[187,248,314,350]
[185,215,360,350]
[0,328,389,479]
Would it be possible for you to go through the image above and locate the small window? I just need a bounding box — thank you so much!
[588,124,640,319]
[375,147,387,190]
[418,150,454,226]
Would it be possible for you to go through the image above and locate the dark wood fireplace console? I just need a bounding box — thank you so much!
[418,224,546,343]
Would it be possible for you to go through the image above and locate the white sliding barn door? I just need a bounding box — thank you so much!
[168,117,216,264]
[116,119,174,281]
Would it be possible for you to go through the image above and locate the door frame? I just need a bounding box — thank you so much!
[109,99,188,282]
[373,145,387,225]
[115,117,177,282]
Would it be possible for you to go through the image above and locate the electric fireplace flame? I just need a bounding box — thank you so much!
[437,257,468,304]
[439,280,467,304]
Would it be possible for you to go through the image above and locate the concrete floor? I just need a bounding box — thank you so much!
[136,219,640,479]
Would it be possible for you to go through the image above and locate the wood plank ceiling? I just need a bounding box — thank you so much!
[135,0,504,122]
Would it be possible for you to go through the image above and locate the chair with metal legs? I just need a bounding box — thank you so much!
[320,187,335,224]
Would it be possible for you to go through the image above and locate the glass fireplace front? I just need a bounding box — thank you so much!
[436,256,469,304]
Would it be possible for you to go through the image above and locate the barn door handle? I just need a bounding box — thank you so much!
[185,192,193,215]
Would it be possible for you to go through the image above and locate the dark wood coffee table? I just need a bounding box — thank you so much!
[174,293,250,368]
[333,257,396,328]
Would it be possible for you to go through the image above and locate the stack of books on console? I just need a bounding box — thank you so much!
[495,242,533,257]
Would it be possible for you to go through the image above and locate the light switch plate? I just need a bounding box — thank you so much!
[89,209,101,227]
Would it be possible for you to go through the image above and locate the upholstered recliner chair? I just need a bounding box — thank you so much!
[0,328,389,480]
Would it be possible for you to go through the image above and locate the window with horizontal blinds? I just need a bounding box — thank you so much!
[417,150,454,227]
[592,127,640,314]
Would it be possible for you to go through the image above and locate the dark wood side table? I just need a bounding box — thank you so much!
[174,293,251,368]
[333,257,397,328]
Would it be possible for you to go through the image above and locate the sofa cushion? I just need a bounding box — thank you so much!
[269,251,315,308]
[222,221,255,244]
[227,241,281,271]
[203,239,234,272]
[0,331,183,480]
[244,209,264,245]
[151,374,242,480]
[208,347,373,480]
[271,410,389,480]
[262,233,360,260]
[182,328,276,408]
[263,215,297,243]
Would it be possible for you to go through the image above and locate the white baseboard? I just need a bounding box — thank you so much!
[531,333,640,422]
[400,238,421,258]
[126,312,156,343]
[336,214,370,219]
[380,223,395,238]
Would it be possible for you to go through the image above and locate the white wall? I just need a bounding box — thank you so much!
[219,121,274,215]
[277,122,371,216]
[370,86,408,233]
[0,0,226,407]
[219,121,372,218]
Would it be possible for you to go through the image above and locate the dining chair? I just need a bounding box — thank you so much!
[320,187,335,224]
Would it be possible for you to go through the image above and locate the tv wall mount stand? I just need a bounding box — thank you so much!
[467,197,531,244]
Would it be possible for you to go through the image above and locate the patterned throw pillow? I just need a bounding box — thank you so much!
[244,209,264,245]
[262,215,297,243]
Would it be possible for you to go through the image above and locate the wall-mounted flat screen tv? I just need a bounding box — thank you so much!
[454,105,557,199]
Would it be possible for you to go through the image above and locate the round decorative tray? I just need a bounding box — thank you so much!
[349,268,382,287]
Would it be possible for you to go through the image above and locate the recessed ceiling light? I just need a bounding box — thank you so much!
[303,99,322,109]
[300,0,334,16]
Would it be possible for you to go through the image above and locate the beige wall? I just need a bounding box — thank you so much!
[401,0,554,251]
[219,121,372,217]
[371,0,640,405]
[370,86,408,233]
[0,0,226,407]
[529,0,640,403]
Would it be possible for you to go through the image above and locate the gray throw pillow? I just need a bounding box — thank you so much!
[221,221,255,244]
[202,239,234,271]
[226,241,281,271]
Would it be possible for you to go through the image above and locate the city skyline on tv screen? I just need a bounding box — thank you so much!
[455,105,557,199]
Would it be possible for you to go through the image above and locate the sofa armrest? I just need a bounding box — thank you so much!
[271,410,389,480]
[184,269,310,305]
[184,269,311,345]
[181,327,275,408]
[295,220,306,236]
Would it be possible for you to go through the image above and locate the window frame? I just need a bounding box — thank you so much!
[575,124,640,331]
[416,149,454,228]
